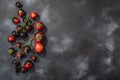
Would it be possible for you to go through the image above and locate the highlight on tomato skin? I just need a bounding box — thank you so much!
[8,35,16,43]
[34,42,44,54]
[29,12,38,20]
[18,9,26,17]
[12,17,20,24]
[21,60,33,73]
[23,62,33,70]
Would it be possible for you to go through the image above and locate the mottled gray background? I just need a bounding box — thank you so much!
[0,0,120,80]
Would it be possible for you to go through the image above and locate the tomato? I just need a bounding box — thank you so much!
[30,12,38,20]
[18,9,25,17]
[34,42,44,53]
[12,17,20,24]
[8,35,16,42]
[16,52,23,59]
[25,25,32,32]
[23,62,33,70]
[35,21,44,31]
[34,32,43,43]
[8,48,15,55]
[16,25,23,33]
[16,1,23,8]
[15,42,22,48]
[23,46,31,53]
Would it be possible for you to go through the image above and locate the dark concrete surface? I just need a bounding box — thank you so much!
[0,0,120,80]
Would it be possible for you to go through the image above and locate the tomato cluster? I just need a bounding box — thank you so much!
[7,1,46,73]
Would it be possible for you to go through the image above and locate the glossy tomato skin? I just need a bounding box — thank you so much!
[12,17,20,24]
[18,9,26,17]
[23,61,33,70]
[34,32,43,43]
[8,35,16,42]
[34,42,44,54]
[30,12,38,20]
[35,21,44,31]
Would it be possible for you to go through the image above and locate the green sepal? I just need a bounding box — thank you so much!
[20,23,25,28]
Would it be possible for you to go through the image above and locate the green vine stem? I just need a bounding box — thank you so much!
[26,15,29,21]
[26,38,34,47]
[20,23,25,28]
[15,48,22,53]
[15,38,34,53]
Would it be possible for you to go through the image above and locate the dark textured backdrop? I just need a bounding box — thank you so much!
[0,0,120,80]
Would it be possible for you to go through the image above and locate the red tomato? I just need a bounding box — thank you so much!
[35,21,44,31]
[12,17,20,24]
[34,42,44,54]
[18,9,25,17]
[30,12,38,20]
[8,35,16,42]
[34,32,43,43]
[23,62,33,70]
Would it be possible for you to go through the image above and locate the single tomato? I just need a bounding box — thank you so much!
[30,12,38,20]
[24,63,32,70]
[34,42,44,54]
[18,9,26,17]
[23,61,33,70]
[8,35,16,42]
[15,42,22,48]
[35,21,44,31]
[34,32,43,43]
[12,17,20,24]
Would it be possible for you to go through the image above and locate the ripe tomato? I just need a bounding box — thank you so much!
[8,35,16,42]
[34,32,43,43]
[30,12,38,20]
[23,62,33,70]
[12,17,20,24]
[18,9,25,17]
[34,42,44,53]
[35,21,44,31]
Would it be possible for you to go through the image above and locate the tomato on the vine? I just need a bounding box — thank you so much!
[34,21,44,31]
[34,32,43,43]
[34,42,44,54]
[8,35,16,43]
[30,12,38,20]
